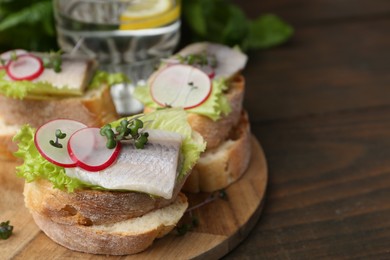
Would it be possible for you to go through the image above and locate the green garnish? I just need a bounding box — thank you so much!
[175,52,217,68]
[0,50,20,66]
[41,50,63,73]
[0,221,13,240]
[176,216,199,236]
[100,118,149,149]
[182,0,293,51]
[49,129,66,148]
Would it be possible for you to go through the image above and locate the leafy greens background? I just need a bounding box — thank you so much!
[0,0,293,52]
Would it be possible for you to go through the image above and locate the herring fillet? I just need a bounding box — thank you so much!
[177,42,248,79]
[32,57,93,91]
[65,129,182,199]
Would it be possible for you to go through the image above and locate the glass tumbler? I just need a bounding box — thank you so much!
[53,0,181,115]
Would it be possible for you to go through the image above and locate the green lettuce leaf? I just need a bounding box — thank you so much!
[110,108,206,179]
[88,70,130,90]
[0,70,73,99]
[13,125,103,192]
[133,78,231,121]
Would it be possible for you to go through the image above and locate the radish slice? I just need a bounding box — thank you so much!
[150,64,212,109]
[6,53,44,81]
[68,127,121,172]
[0,49,28,69]
[34,119,87,167]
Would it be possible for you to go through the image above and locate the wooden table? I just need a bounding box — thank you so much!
[224,0,390,259]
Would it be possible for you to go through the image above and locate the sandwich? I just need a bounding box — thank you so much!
[0,49,123,160]
[14,108,205,255]
[133,42,252,192]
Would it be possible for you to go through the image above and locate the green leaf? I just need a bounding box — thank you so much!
[0,220,13,240]
[89,71,130,90]
[0,1,53,33]
[243,14,294,50]
[182,0,293,51]
[221,5,249,46]
[182,0,207,37]
[0,0,57,51]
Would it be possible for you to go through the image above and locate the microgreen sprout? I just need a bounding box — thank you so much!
[0,221,13,240]
[176,215,199,236]
[42,50,63,73]
[49,129,66,148]
[10,51,18,61]
[100,118,149,149]
[0,50,19,66]
[176,52,218,68]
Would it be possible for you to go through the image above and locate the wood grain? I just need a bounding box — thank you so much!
[225,108,390,259]
[243,18,390,122]
[232,0,390,25]
[220,1,390,258]
[0,137,267,259]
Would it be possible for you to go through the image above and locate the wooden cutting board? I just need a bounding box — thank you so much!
[0,136,267,259]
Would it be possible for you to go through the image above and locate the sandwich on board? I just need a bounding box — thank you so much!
[134,42,252,192]
[14,108,205,255]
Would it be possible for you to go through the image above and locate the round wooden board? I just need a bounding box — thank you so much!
[0,136,267,259]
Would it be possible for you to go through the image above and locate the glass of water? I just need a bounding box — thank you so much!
[53,0,181,115]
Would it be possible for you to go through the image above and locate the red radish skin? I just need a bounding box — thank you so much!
[68,127,121,172]
[34,119,87,168]
[150,64,212,109]
[0,49,28,70]
[6,53,44,81]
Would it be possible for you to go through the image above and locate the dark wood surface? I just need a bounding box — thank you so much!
[225,0,390,259]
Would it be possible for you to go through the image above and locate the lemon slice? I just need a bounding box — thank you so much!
[120,0,180,30]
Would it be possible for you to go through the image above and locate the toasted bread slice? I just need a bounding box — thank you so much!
[28,192,188,255]
[24,174,188,226]
[183,111,252,193]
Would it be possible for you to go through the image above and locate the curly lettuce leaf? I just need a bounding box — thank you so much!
[111,108,206,178]
[88,70,130,90]
[13,125,103,192]
[133,78,231,121]
[0,70,59,99]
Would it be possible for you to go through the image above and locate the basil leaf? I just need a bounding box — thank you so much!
[243,14,294,50]
[182,0,293,51]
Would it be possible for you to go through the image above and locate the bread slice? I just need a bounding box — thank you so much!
[0,85,118,160]
[28,192,188,255]
[24,176,187,226]
[183,111,252,193]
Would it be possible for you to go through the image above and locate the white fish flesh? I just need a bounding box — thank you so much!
[176,42,248,79]
[65,129,183,199]
[33,56,95,92]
